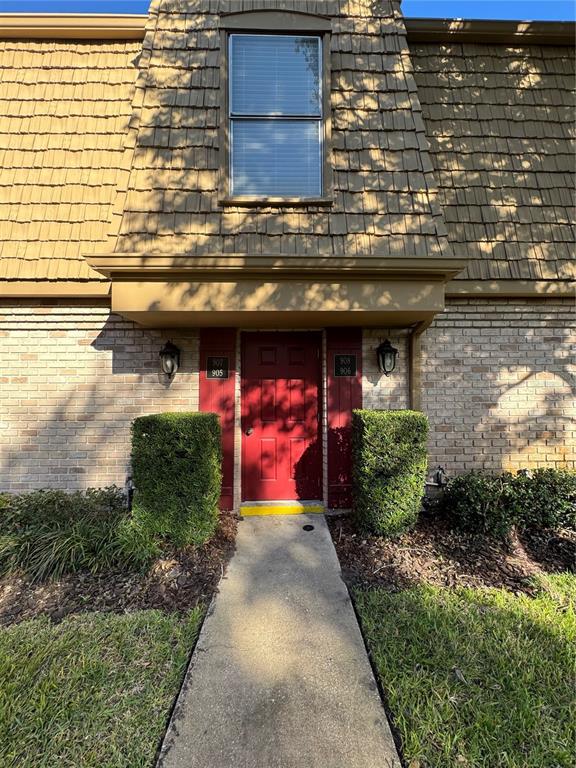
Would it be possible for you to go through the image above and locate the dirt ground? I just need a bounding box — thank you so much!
[4,509,573,626]
[0,512,237,627]
[328,512,576,594]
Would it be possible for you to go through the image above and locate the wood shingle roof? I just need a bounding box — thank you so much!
[411,41,576,281]
[0,39,140,281]
[113,0,452,264]
[0,2,573,287]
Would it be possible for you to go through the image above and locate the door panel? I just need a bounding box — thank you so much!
[242,332,322,501]
[326,328,362,508]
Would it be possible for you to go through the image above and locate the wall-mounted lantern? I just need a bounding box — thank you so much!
[376,339,398,376]
[433,466,448,488]
[159,341,181,377]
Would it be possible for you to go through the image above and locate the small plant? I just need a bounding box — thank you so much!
[352,409,429,536]
[510,468,576,531]
[440,468,576,539]
[0,487,157,582]
[439,471,515,539]
[131,412,221,546]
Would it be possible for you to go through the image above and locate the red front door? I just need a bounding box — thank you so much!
[241,332,322,501]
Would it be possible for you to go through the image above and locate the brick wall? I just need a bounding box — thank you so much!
[0,302,199,492]
[362,329,409,410]
[423,299,576,473]
[1,300,573,495]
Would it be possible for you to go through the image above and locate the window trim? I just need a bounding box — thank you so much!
[219,12,333,207]
[229,33,323,199]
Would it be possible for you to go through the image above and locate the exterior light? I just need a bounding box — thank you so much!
[376,339,398,376]
[159,341,180,377]
[433,466,448,487]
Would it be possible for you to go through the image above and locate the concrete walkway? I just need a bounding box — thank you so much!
[157,514,401,768]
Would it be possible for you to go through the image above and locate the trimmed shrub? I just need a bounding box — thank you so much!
[510,468,576,531]
[352,409,429,536]
[440,468,576,538]
[131,412,221,546]
[0,487,157,582]
[439,471,515,539]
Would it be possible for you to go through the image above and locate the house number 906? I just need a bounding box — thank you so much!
[334,354,357,377]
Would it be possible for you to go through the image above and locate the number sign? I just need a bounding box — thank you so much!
[207,356,229,380]
[334,354,357,377]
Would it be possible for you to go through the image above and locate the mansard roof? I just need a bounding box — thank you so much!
[0,3,573,291]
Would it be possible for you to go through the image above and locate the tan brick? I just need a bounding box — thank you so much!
[0,303,200,491]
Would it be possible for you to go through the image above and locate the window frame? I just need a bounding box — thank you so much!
[219,11,333,207]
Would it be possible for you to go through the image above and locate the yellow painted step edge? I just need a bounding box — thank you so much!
[241,505,325,516]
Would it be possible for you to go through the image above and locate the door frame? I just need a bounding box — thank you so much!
[240,330,323,503]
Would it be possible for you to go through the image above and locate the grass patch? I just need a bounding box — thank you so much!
[355,576,576,768]
[531,571,576,611]
[0,609,201,767]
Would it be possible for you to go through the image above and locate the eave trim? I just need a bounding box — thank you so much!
[404,18,576,45]
[85,253,468,282]
[0,281,111,298]
[446,279,576,297]
[0,13,148,40]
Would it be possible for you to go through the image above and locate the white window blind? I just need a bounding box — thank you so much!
[229,34,322,198]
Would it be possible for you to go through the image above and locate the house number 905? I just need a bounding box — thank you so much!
[206,356,229,379]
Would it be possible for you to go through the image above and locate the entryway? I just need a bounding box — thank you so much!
[240,332,322,512]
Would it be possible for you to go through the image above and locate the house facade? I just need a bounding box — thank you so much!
[0,2,574,512]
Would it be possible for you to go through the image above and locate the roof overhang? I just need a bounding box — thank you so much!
[86,254,467,282]
[0,13,147,40]
[404,18,576,46]
[1,13,573,45]
[85,253,467,328]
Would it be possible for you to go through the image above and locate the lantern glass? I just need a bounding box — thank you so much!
[159,341,180,377]
[161,356,176,376]
[376,339,398,376]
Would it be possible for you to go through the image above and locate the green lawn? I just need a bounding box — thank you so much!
[355,574,576,768]
[0,609,202,768]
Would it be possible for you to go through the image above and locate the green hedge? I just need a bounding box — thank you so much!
[131,412,221,546]
[439,472,515,539]
[510,468,576,531]
[440,468,576,538]
[352,409,429,536]
[0,487,156,582]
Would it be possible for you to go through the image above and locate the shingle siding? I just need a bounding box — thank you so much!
[0,40,140,281]
[1,6,574,284]
[411,42,576,282]
[114,0,451,260]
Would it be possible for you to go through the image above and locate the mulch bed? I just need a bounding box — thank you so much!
[328,513,576,594]
[0,512,237,627]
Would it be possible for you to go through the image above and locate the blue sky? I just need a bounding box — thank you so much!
[0,0,574,20]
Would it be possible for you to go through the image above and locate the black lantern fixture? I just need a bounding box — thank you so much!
[159,341,181,377]
[376,339,398,376]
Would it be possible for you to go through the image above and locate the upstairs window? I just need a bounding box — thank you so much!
[229,34,323,199]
